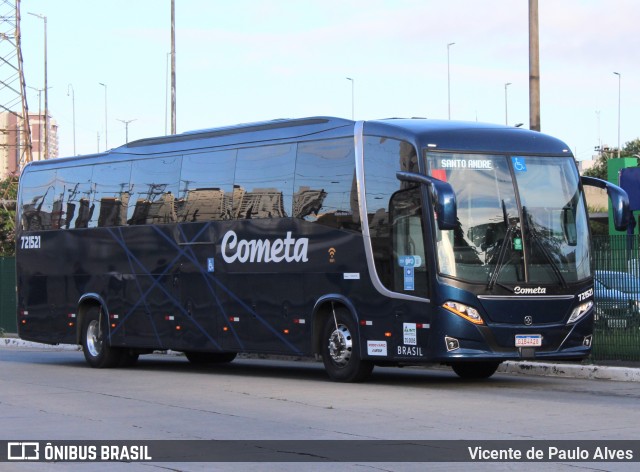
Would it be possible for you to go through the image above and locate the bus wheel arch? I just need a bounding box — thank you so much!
[75,298,103,346]
[313,298,373,382]
[311,297,355,355]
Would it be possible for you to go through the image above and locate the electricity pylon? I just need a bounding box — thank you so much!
[0,0,32,217]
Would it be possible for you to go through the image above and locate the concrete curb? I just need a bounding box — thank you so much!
[0,337,82,351]
[499,361,640,383]
[2,337,640,382]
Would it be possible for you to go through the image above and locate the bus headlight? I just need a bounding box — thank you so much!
[443,301,484,325]
[567,300,593,324]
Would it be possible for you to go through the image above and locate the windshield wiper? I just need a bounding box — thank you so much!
[487,224,516,290]
[523,206,568,288]
[487,200,517,290]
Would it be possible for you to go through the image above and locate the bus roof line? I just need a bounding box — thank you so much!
[123,117,352,150]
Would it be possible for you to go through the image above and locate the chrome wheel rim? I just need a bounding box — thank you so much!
[328,324,352,366]
[86,319,102,358]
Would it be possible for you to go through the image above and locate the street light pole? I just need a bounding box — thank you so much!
[67,84,76,155]
[99,82,108,150]
[171,0,177,134]
[614,71,621,158]
[117,118,136,143]
[28,12,48,158]
[447,42,455,119]
[27,86,43,159]
[346,77,354,120]
[504,82,512,125]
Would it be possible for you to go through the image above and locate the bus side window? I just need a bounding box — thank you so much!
[390,187,429,296]
[93,161,132,227]
[364,136,425,297]
[294,138,359,231]
[19,170,57,231]
[55,165,94,229]
[233,144,296,219]
[177,150,237,221]
[127,156,181,225]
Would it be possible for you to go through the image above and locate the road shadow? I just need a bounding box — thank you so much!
[1,347,534,389]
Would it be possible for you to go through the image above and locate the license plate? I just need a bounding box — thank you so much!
[515,334,542,347]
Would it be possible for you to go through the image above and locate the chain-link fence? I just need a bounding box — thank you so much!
[591,235,640,362]
[0,256,16,334]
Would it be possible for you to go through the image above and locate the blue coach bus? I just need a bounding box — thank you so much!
[15,117,629,381]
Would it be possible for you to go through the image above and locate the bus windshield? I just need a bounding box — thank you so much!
[425,152,590,286]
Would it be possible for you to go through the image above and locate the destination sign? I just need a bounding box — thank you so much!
[439,159,494,170]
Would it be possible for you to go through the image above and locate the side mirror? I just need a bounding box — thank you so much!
[581,176,630,231]
[396,171,457,230]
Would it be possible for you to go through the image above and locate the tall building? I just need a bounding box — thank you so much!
[0,111,58,179]
[29,113,59,163]
[0,111,22,177]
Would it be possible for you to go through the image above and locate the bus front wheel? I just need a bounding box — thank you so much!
[81,306,122,368]
[321,310,373,382]
[451,361,500,379]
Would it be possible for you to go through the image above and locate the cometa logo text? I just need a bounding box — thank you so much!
[513,286,547,295]
[221,230,309,263]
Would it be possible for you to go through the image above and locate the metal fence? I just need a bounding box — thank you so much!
[0,256,16,334]
[591,235,640,362]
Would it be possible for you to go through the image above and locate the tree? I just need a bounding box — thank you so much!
[623,138,640,157]
[0,176,18,256]
[583,138,640,180]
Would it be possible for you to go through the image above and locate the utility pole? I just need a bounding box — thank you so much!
[171,0,176,134]
[447,42,455,120]
[614,72,621,158]
[529,0,540,131]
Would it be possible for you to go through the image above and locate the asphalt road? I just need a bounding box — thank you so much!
[1,346,639,472]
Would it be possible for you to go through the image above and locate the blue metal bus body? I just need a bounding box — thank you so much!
[15,117,627,381]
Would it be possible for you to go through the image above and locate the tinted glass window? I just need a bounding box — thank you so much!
[390,187,428,296]
[20,169,57,231]
[127,156,182,225]
[364,136,421,293]
[92,161,132,227]
[233,144,295,219]
[178,149,237,221]
[55,165,94,229]
[294,138,360,231]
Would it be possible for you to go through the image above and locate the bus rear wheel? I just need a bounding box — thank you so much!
[321,310,373,382]
[81,306,122,368]
[451,361,500,379]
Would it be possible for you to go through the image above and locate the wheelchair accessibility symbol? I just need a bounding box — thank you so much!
[512,157,527,172]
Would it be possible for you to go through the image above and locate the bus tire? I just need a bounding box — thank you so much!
[81,306,122,368]
[321,309,373,382]
[451,361,500,379]
[185,351,237,364]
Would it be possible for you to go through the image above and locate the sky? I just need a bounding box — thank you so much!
[14,0,640,162]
